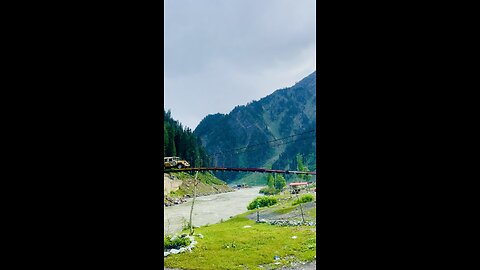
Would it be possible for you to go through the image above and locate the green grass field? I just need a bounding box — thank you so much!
[164,211,316,270]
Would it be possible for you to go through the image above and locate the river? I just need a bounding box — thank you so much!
[164,186,263,235]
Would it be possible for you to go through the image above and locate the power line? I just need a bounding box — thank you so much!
[213,134,316,157]
[209,129,315,156]
[209,134,316,168]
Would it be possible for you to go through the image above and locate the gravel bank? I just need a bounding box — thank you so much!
[164,186,263,234]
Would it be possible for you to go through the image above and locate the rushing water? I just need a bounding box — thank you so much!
[164,186,263,235]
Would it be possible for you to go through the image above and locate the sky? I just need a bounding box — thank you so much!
[164,0,316,130]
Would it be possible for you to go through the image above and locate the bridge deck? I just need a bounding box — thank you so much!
[163,167,316,175]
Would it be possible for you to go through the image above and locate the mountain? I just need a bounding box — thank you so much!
[194,71,316,185]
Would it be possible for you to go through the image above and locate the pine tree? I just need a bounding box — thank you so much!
[163,109,210,167]
[296,154,311,182]
[267,174,275,188]
[275,174,286,190]
[164,125,168,156]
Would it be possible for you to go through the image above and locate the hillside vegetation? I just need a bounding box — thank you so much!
[164,110,210,168]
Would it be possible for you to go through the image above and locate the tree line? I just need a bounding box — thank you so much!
[164,109,210,168]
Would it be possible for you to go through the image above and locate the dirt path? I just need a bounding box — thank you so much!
[164,186,263,235]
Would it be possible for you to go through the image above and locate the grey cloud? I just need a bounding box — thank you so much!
[164,0,316,130]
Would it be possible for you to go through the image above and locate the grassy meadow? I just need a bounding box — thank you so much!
[164,192,316,270]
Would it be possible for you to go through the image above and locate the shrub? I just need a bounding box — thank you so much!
[164,235,191,250]
[259,187,280,195]
[181,218,191,231]
[292,194,314,205]
[247,196,278,210]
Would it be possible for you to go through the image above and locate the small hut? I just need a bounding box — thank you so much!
[288,182,309,194]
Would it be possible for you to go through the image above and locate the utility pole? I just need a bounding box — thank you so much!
[296,192,305,223]
[189,171,199,235]
[273,173,276,190]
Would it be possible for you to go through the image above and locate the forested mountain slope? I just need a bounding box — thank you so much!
[164,110,210,168]
[194,71,316,184]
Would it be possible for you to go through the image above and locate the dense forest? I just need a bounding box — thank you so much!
[164,110,210,168]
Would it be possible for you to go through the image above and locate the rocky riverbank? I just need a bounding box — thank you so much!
[164,197,188,207]
[164,186,263,235]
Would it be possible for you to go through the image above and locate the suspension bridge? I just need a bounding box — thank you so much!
[164,130,316,175]
[163,167,316,175]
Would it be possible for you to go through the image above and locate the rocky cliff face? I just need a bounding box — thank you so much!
[194,71,316,184]
[164,174,183,196]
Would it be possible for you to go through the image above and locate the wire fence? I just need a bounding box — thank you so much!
[253,200,317,222]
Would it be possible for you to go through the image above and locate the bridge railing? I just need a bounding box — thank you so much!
[163,167,316,175]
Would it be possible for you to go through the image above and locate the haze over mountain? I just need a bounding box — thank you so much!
[194,71,316,185]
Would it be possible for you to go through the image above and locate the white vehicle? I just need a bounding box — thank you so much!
[164,156,190,169]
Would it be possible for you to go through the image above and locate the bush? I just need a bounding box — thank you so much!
[247,196,278,210]
[259,187,280,195]
[164,235,191,250]
[292,194,314,205]
[181,218,191,231]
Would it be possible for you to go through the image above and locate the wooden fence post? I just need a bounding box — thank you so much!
[296,192,305,223]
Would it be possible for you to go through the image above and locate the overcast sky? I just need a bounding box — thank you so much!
[164,0,316,130]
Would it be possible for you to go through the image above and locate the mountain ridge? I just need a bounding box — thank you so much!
[194,71,316,184]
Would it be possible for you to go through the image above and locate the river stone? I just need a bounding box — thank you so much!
[164,252,170,257]
[262,219,318,227]
[170,249,180,254]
